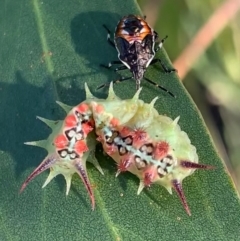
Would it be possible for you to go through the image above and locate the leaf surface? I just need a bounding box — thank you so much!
[0,0,239,240]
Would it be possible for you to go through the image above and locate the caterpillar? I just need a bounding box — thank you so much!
[20,83,213,215]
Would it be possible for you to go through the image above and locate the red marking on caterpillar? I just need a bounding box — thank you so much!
[143,170,155,187]
[74,140,88,154]
[76,103,90,113]
[110,117,120,128]
[94,103,104,114]
[105,145,117,156]
[153,141,169,160]
[54,134,68,149]
[64,115,77,128]
[116,156,133,176]
[132,128,147,142]
[81,122,94,135]
[20,83,214,215]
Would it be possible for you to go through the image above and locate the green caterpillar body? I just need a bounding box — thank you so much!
[21,83,213,215]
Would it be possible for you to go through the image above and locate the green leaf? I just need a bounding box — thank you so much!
[0,0,240,240]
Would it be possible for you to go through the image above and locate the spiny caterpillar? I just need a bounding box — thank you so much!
[20,83,213,215]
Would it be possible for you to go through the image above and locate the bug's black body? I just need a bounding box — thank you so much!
[99,15,176,97]
[115,37,155,87]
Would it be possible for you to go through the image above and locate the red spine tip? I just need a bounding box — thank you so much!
[181,161,215,170]
[172,179,191,216]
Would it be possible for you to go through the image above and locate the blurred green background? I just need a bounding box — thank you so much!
[138,0,240,194]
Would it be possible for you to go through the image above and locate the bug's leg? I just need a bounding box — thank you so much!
[103,24,115,48]
[100,61,128,72]
[97,76,132,90]
[152,35,175,72]
[100,60,123,69]
[144,76,175,98]
[115,65,128,71]
[153,31,159,41]
[150,58,176,74]
[155,35,168,52]
[112,76,132,85]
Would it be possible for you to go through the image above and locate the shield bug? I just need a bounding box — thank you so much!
[98,15,176,97]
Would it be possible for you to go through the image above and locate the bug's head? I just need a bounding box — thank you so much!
[123,15,142,32]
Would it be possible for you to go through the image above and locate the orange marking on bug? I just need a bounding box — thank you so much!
[54,134,68,149]
[122,34,149,43]
[64,115,77,128]
[154,141,169,160]
[74,140,88,154]
[116,15,152,43]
